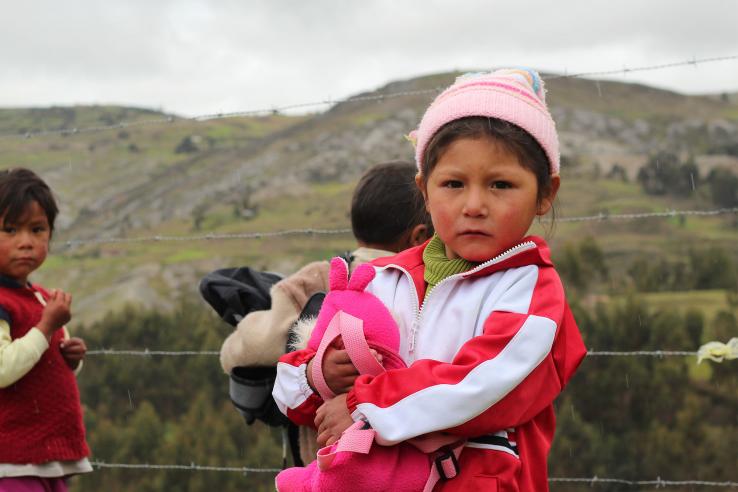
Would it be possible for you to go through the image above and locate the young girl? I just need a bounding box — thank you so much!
[0,168,91,491]
[274,68,587,491]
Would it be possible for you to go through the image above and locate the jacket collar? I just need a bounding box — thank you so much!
[463,235,554,279]
[372,235,553,278]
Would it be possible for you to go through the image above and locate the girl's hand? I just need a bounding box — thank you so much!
[322,344,360,394]
[306,337,359,395]
[315,394,354,447]
[307,337,383,395]
[37,289,72,339]
[60,337,87,370]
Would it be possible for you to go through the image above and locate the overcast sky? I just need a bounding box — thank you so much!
[2,0,737,117]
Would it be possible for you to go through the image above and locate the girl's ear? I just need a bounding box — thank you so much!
[537,175,560,215]
[415,172,429,209]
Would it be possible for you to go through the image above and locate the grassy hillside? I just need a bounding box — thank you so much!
[2,74,737,492]
[0,73,736,326]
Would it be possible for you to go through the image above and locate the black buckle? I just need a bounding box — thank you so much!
[434,449,460,481]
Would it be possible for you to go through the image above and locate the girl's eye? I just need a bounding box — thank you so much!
[33,226,47,234]
[443,180,463,189]
[2,226,15,234]
[491,181,512,189]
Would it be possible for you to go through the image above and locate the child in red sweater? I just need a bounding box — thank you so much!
[0,168,91,492]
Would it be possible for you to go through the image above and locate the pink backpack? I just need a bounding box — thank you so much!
[276,258,462,492]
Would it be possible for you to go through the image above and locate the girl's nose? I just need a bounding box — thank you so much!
[462,188,488,217]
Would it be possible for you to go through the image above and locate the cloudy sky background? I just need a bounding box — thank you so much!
[1,0,737,117]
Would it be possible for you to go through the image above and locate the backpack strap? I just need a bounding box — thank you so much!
[316,420,375,471]
[311,311,384,400]
[422,443,465,492]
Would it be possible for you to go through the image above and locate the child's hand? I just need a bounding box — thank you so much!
[315,393,354,447]
[322,343,360,394]
[307,338,384,395]
[37,289,72,339]
[60,337,87,370]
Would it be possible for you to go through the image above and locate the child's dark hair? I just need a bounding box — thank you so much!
[351,161,432,247]
[422,117,554,208]
[0,168,59,233]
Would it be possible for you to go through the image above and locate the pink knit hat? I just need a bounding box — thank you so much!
[410,68,560,175]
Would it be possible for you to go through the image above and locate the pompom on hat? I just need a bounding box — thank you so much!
[409,68,560,175]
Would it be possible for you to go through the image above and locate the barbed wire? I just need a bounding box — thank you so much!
[549,476,738,487]
[545,53,738,80]
[587,350,697,357]
[57,206,738,248]
[90,460,281,474]
[87,461,738,487]
[3,54,736,141]
[87,349,219,356]
[86,348,699,357]
[59,227,353,248]
[557,207,738,223]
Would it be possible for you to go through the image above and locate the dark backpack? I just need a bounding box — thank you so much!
[199,253,353,465]
[199,267,282,327]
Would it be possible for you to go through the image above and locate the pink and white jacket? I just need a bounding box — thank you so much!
[273,236,587,491]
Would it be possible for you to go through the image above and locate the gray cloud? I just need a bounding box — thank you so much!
[0,0,736,116]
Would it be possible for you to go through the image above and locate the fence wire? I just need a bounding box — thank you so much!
[57,207,738,249]
[87,461,738,487]
[3,54,737,140]
[86,349,698,357]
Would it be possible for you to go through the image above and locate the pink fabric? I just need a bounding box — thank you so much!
[306,258,402,362]
[412,68,560,175]
[311,312,384,400]
[276,258,437,492]
[0,477,68,492]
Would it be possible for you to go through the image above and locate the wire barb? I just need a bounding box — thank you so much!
[2,55,736,140]
[56,207,738,248]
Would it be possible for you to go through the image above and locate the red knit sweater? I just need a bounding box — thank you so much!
[0,279,90,464]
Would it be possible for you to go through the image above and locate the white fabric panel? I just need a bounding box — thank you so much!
[369,263,540,364]
[356,314,557,443]
[273,362,310,414]
[482,265,538,315]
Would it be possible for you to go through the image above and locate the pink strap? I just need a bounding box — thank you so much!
[316,420,375,470]
[311,311,385,400]
[339,312,385,377]
[422,443,465,492]
[311,316,342,400]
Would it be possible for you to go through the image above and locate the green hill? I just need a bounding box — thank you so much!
[0,73,737,325]
[2,73,737,492]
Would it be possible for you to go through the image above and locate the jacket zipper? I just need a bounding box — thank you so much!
[402,240,538,358]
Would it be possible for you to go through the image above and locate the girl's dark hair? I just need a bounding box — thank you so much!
[0,168,59,233]
[351,161,432,246]
[421,117,554,208]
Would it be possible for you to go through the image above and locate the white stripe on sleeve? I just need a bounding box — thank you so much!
[356,314,557,443]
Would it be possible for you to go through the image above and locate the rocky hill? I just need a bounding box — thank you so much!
[1,73,737,324]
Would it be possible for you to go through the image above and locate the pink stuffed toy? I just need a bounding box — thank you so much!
[276,257,447,492]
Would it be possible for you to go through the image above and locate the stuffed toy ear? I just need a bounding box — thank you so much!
[329,257,349,291]
[347,263,375,292]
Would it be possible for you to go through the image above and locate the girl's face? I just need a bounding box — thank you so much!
[417,136,558,262]
[0,201,51,284]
